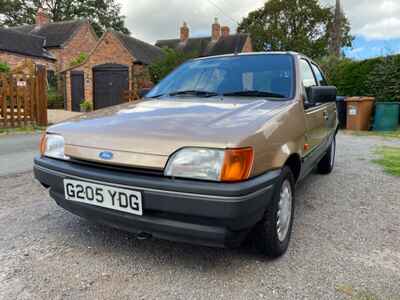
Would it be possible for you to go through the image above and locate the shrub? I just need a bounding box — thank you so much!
[69,52,88,68]
[80,100,93,112]
[48,87,64,109]
[0,61,10,73]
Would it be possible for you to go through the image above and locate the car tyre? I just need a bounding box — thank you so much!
[253,166,295,258]
[317,136,336,175]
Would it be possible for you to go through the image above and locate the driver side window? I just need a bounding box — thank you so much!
[300,59,317,108]
[300,59,317,88]
[311,63,328,86]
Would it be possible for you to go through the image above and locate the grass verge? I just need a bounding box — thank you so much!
[344,128,400,139]
[0,125,46,136]
[373,146,400,177]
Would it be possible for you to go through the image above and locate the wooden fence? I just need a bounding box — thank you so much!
[0,66,47,128]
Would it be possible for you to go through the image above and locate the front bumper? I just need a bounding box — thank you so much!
[34,156,280,248]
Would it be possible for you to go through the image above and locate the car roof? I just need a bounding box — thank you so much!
[193,51,306,61]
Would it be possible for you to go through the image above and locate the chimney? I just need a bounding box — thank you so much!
[211,17,221,41]
[221,26,230,38]
[180,22,189,43]
[35,8,49,26]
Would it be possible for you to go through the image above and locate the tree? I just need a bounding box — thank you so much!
[0,0,129,36]
[328,0,343,57]
[237,0,353,60]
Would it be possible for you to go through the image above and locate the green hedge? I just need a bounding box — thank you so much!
[320,55,400,101]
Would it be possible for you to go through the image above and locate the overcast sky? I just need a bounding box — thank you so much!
[118,0,400,59]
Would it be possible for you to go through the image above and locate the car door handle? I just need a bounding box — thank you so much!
[323,111,329,120]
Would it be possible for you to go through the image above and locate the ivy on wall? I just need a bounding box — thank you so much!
[69,52,89,68]
[0,61,10,73]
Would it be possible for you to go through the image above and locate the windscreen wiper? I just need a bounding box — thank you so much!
[168,90,220,97]
[147,94,165,98]
[223,90,286,98]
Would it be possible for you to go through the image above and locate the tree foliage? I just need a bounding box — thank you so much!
[149,48,196,84]
[237,0,353,60]
[0,0,129,36]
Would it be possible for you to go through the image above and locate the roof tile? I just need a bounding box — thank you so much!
[156,34,249,57]
[0,27,55,60]
[13,20,88,48]
[115,32,164,65]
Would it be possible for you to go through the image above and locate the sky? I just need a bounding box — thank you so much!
[118,0,400,60]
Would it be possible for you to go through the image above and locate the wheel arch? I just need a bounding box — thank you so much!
[284,153,302,182]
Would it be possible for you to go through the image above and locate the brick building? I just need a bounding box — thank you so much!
[12,9,98,73]
[62,31,163,111]
[156,18,253,57]
[1,9,163,111]
[0,27,56,71]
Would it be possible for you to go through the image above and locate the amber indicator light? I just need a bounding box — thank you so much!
[221,147,254,182]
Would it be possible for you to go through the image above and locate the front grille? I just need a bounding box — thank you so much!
[68,158,164,177]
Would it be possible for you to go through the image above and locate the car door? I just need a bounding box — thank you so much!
[310,62,337,138]
[300,58,328,161]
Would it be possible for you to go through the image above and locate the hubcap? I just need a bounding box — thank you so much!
[277,180,292,242]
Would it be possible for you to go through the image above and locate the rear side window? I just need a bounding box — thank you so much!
[300,59,317,88]
[311,64,327,86]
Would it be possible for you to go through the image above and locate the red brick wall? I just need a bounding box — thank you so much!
[49,22,98,72]
[0,51,56,71]
[65,32,134,111]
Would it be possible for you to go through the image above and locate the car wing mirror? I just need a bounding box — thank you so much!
[309,86,337,104]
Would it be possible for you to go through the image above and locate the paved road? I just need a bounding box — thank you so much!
[0,133,399,299]
[0,134,40,176]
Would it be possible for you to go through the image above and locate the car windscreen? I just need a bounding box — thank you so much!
[147,54,295,99]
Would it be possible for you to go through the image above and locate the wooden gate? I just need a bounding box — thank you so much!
[0,66,47,128]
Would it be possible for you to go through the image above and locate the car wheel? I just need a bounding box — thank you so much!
[253,166,295,258]
[317,136,336,175]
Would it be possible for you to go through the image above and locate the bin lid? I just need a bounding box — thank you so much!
[345,96,375,102]
[336,96,346,102]
[375,101,400,105]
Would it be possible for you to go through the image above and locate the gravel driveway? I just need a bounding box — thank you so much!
[0,133,399,300]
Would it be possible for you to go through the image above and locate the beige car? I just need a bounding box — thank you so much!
[35,52,338,258]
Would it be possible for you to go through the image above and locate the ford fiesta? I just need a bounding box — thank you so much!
[34,52,338,258]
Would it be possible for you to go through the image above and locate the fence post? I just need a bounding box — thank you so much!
[10,75,15,128]
[0,74,6,128]
[35,66,48,127]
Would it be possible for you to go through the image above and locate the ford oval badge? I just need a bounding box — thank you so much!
[99,151,113,160]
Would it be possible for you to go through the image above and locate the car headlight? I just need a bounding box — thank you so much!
[164,147,254,182]
[40,134,69,160]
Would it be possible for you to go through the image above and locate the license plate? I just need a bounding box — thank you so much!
[63,179,143,216]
